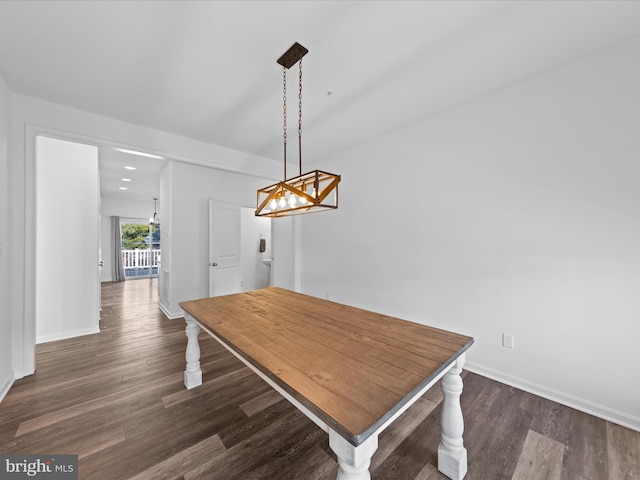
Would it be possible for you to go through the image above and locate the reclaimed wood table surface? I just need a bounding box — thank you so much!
[180,287,474,480]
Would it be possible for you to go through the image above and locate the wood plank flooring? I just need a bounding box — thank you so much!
[0,279,638,479]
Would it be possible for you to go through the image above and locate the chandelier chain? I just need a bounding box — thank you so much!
[282,66,288,143]
[298,58,303,175]
[298,58,303,136]
[282,66,287,180]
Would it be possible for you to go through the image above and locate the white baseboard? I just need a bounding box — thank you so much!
[0,373,15,404]
[36,326,100,344]
[465,361,640,433]
[159,302,183,320]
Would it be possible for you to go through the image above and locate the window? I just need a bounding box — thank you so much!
[121,222,160,278]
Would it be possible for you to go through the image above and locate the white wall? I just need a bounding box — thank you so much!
[158,162,172,316]
[100,195,159,282]
[0,74,13,401]
[301,37,640,430]
[36,136,100,343]
[161,161,294,318]
[240,207,271,291]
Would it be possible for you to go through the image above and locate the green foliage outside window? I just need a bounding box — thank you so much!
[121,224,160,250]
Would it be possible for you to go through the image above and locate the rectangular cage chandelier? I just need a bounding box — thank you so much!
[256,42,341,218]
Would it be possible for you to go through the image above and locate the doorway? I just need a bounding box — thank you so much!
[240,207,271,291]
[208,201,271,297]
[121,221,160,279]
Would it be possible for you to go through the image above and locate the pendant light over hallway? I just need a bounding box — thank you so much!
[150,197,160,225]
[255,43,341,218]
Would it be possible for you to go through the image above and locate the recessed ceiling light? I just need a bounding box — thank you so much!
[113,147,164,159]
[121,178,132,182]
[119,187,128,190]
[124,166,136,170]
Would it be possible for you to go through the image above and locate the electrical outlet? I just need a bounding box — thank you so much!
[502,333,515,349]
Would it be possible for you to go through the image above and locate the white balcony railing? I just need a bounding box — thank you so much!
[122,249,160,277]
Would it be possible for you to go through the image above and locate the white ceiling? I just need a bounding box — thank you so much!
[2,1,640,198]
[98,147,167,200]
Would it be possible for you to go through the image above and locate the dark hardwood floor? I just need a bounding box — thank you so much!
[0,279,638,479]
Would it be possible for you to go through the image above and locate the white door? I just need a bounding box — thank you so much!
[209,200,240,297]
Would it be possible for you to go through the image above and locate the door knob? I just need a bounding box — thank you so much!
[209,262,218,267]
[98,261,104,267]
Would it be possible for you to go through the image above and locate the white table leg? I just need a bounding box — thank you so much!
[438,353,467,480]
[184,314,203,389]
[329,430,378,480]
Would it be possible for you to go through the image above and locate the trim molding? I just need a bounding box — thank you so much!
[465,361,640,433]
[36,326,100,345]
[0,373,15,404]
[159,302,182,320]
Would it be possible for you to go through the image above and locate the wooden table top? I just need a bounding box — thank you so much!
[180,287,473,445]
